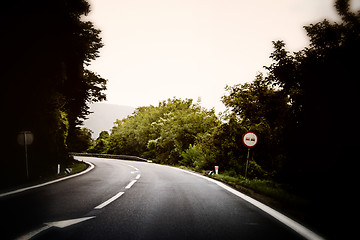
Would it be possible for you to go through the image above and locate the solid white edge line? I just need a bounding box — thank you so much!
[0,158,95,198]
[94,192,124,209]
[125,180,137,189]
[171,167,325,240]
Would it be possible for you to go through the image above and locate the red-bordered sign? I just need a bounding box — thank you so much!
[242,131,258,147]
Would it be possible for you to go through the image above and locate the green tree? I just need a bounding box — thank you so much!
[221,74,290,174]
[88,131,110,153]
[67,128,94,153]
[108,98,220,165]
[144,98,219,165]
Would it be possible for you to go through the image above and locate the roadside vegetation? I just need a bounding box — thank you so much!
[1,1,106,189]
[86,1,358,223]
[90,0,358,184]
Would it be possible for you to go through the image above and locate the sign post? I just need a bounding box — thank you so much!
[242,131,258,179]
[17,131,34,180]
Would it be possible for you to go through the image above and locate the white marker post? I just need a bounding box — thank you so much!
[242,131,258,179]
[215,166,219,174]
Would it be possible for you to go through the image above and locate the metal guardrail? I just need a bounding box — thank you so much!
[69,152,153,163]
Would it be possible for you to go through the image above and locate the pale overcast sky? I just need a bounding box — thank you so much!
[84,0,358,113]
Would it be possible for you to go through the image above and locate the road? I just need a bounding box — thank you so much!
[0,157,323,240]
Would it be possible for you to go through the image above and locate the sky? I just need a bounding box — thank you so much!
[83,0,357,114]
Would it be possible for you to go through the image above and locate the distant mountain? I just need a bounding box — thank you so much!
[83,102,135,138]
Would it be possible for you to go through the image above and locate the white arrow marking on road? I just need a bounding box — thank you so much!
[16,216,96,240]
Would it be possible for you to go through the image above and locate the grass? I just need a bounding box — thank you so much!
[210,173,307,206]
[57,160,89,177]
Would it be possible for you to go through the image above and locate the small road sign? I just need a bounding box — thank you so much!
[17,131,34,180]
[17,131,34,146]
[242,132,258,148]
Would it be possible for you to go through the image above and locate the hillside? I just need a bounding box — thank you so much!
[83,102,135,138]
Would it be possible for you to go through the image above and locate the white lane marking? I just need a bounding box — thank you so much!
[45,216,96,228]
[94,192,125,209]
[136,174,141,180]
[0,160,95,198]
[171,167,325,240]
[125,180,137,189]
[16,216,96,240]
[123,163,139,171]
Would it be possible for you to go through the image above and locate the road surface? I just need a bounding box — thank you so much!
[0,157,323,240]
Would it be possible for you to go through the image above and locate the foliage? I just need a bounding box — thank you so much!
[88,131,110,153]
[210,173,306,207]
[263,0,359,185]
[67,128,94,153]
[212,0,359,187]
[1,0,106,186]
[86,1,360,194]
[180,144,209,170]
[106,98,220,165]
[221,74,290,174]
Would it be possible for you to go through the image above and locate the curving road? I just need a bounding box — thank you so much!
[0,157,323,240]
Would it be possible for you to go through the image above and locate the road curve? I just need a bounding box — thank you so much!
[0,157,323,240]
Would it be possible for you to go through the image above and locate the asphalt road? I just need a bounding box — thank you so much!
[1,157,323,240]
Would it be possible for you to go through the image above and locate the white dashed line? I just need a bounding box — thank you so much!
[95,164,140,209]
[124,164,139,172]
[125,180,137,189]
[94,192,125,209]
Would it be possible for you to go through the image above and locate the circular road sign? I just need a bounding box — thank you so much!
[242,131,258,147]
[17,131,34,146]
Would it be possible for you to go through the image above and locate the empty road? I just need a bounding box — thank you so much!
[0,157,323,240]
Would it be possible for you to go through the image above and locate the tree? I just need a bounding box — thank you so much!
[1,0,106,186]
[88,131,110,153]
[148,99,219,165]
[221,74,290,174]
[67,128,94,153]
[108,98,220,165]
[265,0,359,182]
[263,2,360,236]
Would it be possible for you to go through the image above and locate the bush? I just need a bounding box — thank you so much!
[180,144,204,167]
[247,160,272,179]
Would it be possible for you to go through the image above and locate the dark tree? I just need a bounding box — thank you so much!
[1,0,106,187]
[266,0,359,185]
